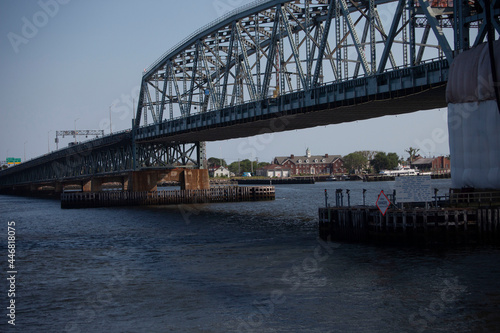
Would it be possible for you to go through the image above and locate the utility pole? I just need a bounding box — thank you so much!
[74,118,79,144]
[47,130,51,153]
[109,105,113,134]
[24,141,27,162]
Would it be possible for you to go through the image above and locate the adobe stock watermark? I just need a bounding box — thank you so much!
[233,237,340,332]
[7,0,72,54]
[414,111,449,156]
[64,251,129,333]
[414,72,495,156]
[237,117,291,160]
[99,85,141,134]
[408,276,467,333]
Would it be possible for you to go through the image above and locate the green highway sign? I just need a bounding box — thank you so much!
[6,158,21,165]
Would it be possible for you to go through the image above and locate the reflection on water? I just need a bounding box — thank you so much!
[0,179,498,332]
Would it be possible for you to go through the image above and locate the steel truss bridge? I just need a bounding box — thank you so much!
[1,0,499,189]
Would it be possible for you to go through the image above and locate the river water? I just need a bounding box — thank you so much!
[1,179,499,332]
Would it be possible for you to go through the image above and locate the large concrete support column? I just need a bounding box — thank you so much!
[128,171,160,192]
[82,179,103,192]
[122,177,130,191]
[54,182,64,194]
[181,169,210,190]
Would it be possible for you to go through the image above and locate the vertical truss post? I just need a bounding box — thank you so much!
[369,0,376,74]
[409,0,416,66]
[215,30,221,108]
[221,22,236,108]
[313,0,335,87]
[197,141,207,169]
[336,0,342,80]
[279,11,286,96]
[339,0,370,75]
[343,18,348,78]
[159,63,170,122]
[186,41,200,115]
[454,0,470,52]
[256,14,262,96]
[262,6,280,99]
[182,52,188,113]
[305,0,312,87]
[402,5,408,66]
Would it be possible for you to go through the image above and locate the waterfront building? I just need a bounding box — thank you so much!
[209,166,232,178]
[411,156,451,174]
[256,164,291,178]
[273,148,345,175]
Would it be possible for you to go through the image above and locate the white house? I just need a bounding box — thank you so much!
[209,166,232,178]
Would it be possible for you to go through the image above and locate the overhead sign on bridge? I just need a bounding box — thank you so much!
[6,158,21,165]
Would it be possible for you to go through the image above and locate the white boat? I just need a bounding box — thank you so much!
[379,165,419,176]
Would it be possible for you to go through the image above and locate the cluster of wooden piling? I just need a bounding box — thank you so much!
[61,186,275,209]
[319,206,500,245]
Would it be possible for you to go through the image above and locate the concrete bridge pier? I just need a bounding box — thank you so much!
[82,179,103,192]
[127,169,209,192]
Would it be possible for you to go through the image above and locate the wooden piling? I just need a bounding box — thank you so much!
[61,186,275,209]
[319,206,500,245]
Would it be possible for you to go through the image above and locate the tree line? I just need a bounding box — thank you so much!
[343,147,422,174]
[207,157,269,174]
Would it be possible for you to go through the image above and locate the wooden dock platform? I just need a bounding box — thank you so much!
[61,186,275,209]
[319,206,500,245]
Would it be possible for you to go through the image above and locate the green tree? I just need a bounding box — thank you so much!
[405,147,420,163]
[257,162,270,169]
[386,153,400,170]
[207,157,227,168]
[343,152,368,174]
[371,152,400,172]
[371,152,389,173]
[228,159,263,175]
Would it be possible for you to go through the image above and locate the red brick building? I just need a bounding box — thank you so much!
[411,156,451,173]
[273,149,345,175]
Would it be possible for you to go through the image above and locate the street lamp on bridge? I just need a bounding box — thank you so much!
[74,118,79,144]
[24,141,27,162]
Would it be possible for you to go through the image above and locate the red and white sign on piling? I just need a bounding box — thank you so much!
[376,190,391,216]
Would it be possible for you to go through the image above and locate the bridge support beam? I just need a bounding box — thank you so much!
[82,179,103,192]
[181,169,209,191]
[54,182,64,194]
[126,169,209,192]
[128,171,160,192]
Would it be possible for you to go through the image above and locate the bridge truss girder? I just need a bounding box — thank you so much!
[134,0,500,128]
[0,138,205,187]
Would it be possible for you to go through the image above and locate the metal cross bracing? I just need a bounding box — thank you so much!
[0,134,205,187]
[135,0,500,128]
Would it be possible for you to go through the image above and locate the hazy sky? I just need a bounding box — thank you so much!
[0,0,450,164]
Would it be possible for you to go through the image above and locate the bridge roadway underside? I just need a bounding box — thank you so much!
[136,62,449,144]
[139,84,447,144]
